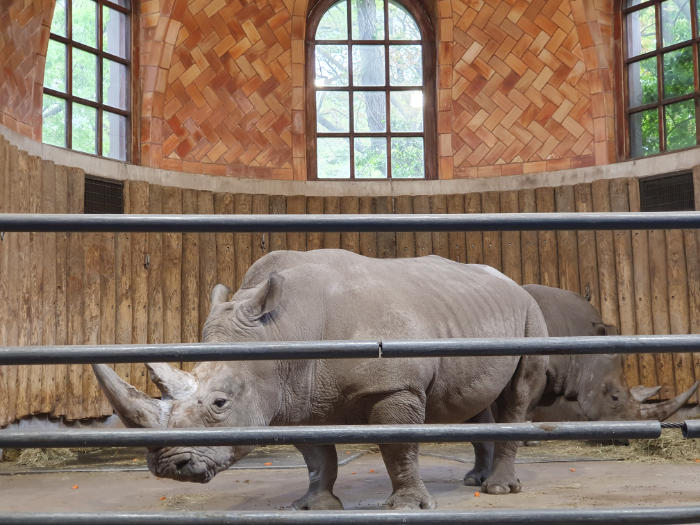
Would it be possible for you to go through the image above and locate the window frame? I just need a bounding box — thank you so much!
[43,0,132,160]
[622,0,700,158]
[305,0,437,180]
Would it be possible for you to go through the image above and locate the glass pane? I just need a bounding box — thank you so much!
[103,6,129,59]
[109,0,130,7]
[628,57,657,107]
[73,48,97,101]
[316,0,347,39]
[391,137,423,178]
[103,111,127,160]
[51,0,67,37]
[351,0,384,40]
[389,45,422,85]
[72,103,97,154]
[354,91,386,132]
[315,45,348,86]
[45,40,67,92]
[662,0,691,46]
[626,6,656,57]
[665,99,696,150]
[317,138,350,178]
[355,137,387,178]
[663,47,694,99]
[390,90,423,131]
[389,0,420,40]
[629,109,659,157]
[103,59,128,109]
[42,95,66,147]
[73,0,97,48]
[316,91,349,132]
[352,45,385,86]
[626,0,644,6]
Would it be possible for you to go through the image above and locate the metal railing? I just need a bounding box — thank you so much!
[1,210,699,524]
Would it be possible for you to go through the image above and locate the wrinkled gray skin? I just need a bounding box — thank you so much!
[463,284,699,487]
[93,249,549,510]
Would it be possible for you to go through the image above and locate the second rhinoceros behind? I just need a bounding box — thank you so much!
[93,249,550,509]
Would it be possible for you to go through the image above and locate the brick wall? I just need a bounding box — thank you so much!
[0,0,617,180]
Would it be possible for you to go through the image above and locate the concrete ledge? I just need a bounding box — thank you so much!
[3,124,700,196]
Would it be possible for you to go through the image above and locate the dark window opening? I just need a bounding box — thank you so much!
[639,172,695,211]
[84,175,124,214]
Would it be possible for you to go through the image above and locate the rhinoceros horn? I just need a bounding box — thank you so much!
[92,364,171,428]
[640,381,699,421]
[630,385,662,403]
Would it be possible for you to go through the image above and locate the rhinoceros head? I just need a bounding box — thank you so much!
[92,278,285,483]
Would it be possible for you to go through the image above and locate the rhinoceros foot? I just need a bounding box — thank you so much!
[385,487,437,510]
[463,468,488,486]
[292,490,343,510]
[481,477,522,495]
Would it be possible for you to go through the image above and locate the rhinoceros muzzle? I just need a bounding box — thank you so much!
[148,447,219,483]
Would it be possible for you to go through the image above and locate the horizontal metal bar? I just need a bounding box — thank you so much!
[0,212,699,232]
[0,421,662,448]
[683,419,700,438]
[4,507,700,525]
[1,335,699,365]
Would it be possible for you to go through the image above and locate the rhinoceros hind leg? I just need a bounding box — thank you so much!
[464,408,495,486]
[292,445,344,510]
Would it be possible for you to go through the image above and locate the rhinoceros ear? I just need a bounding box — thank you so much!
[243,272,283,320]
[211,284,232,306]
[592,321,618,336]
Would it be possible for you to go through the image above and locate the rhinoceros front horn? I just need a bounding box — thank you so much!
[640,381,699,421]
[92,364,170,428]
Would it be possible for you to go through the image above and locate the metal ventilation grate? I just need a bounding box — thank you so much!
[84,175,124,214]
[639,172,695,212]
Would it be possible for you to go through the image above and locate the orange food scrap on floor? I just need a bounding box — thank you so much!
[160,496,166,501]
[264,462,272,466]
[369,469,375,473]
[695,459,700,463]
[72,485,79,490]
[474,491,480,497]
[346,451,351,455]
[569,467,576,472]
[351,472,357,475]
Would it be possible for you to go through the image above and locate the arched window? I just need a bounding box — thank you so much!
[623,0,698,158]
[306,0,436,179]
[42,0,131,160]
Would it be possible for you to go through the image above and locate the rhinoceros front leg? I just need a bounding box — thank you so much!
[483,355,547,495]
[369,392,437,510]
[464,407,494,486]
[292,444,343,510]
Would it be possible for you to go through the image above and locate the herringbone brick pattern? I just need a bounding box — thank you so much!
[450,0,596,178]
[158,0,293,177]
[0,0,51,140]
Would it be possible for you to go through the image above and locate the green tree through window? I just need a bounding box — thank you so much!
[43,0,131,161]
[308,0,436,179]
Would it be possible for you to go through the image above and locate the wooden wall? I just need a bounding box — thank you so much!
[0,136,698,426]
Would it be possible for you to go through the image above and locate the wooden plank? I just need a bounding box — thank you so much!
[147,184,164,350]
[666,226,692,398]
[286,195,306,252]
[394,196,415,259]
[40,160,57,415]
[500,191,521,283]
[233,193,252,290]
[268,195,287,252]
[27,156,44,416]
[685,227,700,403]
[199,191,217,337]
[323,196,341,249]
[252,194,270,262]
[306,196,324,251]
[554,185,579,293]
[627,179,657,390]
[518,189,539,284]
[82,226,102,416]
[482,192,501,271]
[375,196,396,258]
[129,181,150,394]
[114,181,133,389]
[535,188,558,287]
[609,178,639,388]
[51,165,70,418]
[181,189,200,372]
[340,196,360,254]
[412,195,431,257]
[574,184,601,311]
[214,193,235,288]
[359,197,378,257]
[429,195,449,259]
[464,193,482,264]
[446,194,466,264]
[97,225,116,416]
[0,139,9,426]
[162,187,183,345]
[66,168,85,420]
[591,179,620,331]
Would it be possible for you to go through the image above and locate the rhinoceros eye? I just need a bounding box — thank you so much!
[213,398,228,409]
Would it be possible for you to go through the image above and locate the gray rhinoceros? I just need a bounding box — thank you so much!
[93,249,549,509]
[463,283,699,486]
